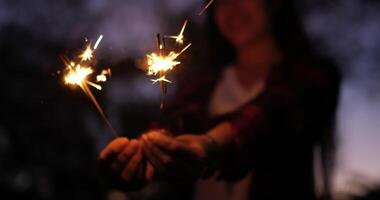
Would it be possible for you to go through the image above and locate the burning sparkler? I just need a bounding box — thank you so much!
[62,35,117,137]
[146,44,191,77]
[145,21,192,109]
[143,0,213,109]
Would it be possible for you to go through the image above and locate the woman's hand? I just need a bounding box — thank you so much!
[99,123,232,185]
[99,137,148,191]
[141,131,219,180]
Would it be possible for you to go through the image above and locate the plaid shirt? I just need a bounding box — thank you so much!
[153,60,340,200]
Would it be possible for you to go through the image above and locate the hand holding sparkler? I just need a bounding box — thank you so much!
[99,137,149,191]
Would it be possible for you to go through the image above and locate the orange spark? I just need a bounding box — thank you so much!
[96,69,111,82]
[79,45,94,62]
[199,0,214,16]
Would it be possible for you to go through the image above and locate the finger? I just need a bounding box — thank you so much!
[142,137,165,173]
[100,137,129,160]
[143,135,172,170]
[111,139,139,171]
[121,144,143,181]
[147,132,182,153]
[145,161,155,182]
[143,129,171,136]
[136,160,145,181]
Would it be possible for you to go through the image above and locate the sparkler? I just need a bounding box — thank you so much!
[143,0,213,109]
[62,35,117,137]
[199,0,215,16]
[145,20,192,109]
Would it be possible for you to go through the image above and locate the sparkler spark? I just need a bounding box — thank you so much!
[151,76,172,84]
[166,20,188,45]
[79,35,103,61]
[94,35,103,50]
[199,0,214,16]
[62,35,117,137]
[79,45,94,62]
[96,69,111,82]
[147,43,191,81]
[64,63,102,90]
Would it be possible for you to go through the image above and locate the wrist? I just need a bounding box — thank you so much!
[199,134,222,178]
[207,122,235,149]
[203,134,221,160]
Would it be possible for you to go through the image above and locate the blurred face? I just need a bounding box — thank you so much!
[214,0,272,48]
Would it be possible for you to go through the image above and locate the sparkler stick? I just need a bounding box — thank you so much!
[157,34,167,110]
[199,0,214,16]
[62,35,118,137]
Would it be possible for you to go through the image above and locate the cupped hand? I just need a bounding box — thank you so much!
[99,137,148,191]
[141,131,218,180]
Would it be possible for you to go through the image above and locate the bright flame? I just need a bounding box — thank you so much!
[147,52,180,76]
[63,63,103,90]
[167,20,188,45]
[65,64,93,86]
[146,43,191,81]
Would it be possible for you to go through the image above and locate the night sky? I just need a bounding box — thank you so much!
[0,0,379,199]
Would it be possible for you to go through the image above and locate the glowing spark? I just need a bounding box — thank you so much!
[79,45,94,62]
[147,43,191,77]
[96,74,107,82]
[78,35,103,62]
[199,0,214,16]
[147,52,180,76]
[64,64,94,87]
[167,20,188,45]
[94,35,103,50]
[96,69,111,82]
[152,76,172,84]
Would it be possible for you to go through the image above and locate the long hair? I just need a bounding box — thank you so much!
[204,1,339,199]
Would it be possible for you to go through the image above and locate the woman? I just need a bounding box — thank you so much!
[100,0,340,199]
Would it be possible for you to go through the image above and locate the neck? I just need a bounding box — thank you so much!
[234,35,283,89]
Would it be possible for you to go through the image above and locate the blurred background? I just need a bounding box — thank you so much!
[0,0,379,200]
